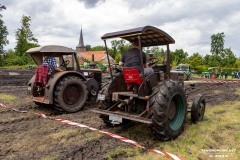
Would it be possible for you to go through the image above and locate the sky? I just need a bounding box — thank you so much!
[1,0,240,57]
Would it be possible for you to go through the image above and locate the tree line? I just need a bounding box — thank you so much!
[0,3,239,73]
[0,4,38,66]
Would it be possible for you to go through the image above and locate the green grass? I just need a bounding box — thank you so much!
[0,64,36,69]
[0,93,17,100]
[106,101,240,160]
[106,146,143,160]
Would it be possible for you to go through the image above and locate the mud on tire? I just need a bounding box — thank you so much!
[54,76,88,113]
[150,80,187,141]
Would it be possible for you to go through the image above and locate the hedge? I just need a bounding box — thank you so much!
[192,65,239,75]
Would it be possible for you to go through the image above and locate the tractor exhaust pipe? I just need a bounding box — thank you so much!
[89,54,96,69]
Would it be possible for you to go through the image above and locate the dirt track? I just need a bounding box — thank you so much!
[0,69,239,159]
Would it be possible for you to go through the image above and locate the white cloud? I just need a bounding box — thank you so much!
[1,0,240,57]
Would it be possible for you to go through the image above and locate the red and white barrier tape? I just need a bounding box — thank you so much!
[36,113,184,160]
[0,103,184,160]
[187,80,240,84]
[0,103,7,108]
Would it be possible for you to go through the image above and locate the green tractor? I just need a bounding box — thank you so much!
[172,64,191,80]
[201,67,219,79]
[83,60,107,72]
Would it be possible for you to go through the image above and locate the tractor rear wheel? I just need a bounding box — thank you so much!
[150,80,187,141]
[54,76,88,113]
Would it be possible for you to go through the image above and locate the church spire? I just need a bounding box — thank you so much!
[76,27,86,52]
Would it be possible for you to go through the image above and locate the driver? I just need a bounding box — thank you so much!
[119,38,154,77]
[43,55,63,75]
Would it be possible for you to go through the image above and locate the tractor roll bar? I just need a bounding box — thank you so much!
[101,26,175,80]
[104,40,113,80]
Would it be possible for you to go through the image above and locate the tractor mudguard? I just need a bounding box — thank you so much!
[33,71,86,104]
[138,73,159,96]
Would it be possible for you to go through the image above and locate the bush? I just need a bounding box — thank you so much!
[192,65,238,75]
[192,65,208,74]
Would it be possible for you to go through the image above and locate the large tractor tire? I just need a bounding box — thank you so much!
[54,76,88,113]
[150,80,187,141]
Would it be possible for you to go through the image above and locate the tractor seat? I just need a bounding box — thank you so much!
[123,68,143,85]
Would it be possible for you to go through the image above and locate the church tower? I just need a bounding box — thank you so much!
[76,28,86,52]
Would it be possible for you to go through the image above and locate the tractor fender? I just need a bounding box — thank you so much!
[44,71,87,104]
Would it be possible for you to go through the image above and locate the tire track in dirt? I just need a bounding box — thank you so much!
[58,137,131,160]
[186,83,240,106]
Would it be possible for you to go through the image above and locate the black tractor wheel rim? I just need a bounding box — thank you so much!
[63,84,82,105]
[198,102,205,120]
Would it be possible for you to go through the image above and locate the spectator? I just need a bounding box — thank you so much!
[119,38,154,77]
[220,71,223,78]
[225,70,228,79]
[43,56,63,75]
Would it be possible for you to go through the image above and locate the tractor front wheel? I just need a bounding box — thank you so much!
[150,81,187,140]
[191,94,205,123]
[54,76,88,113]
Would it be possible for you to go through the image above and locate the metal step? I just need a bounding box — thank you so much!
[91,108,152,124]
[117,92,145,99]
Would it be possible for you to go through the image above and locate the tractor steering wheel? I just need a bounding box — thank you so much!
[60,60,70,68]
[148,57,159,67]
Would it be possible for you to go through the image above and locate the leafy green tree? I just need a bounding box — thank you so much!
[210,32,225,67]
[86,44,91,51]
[209,32,237,67]
[15,15,38,57]
[90,45,105,51]
[211,32,225,56]
[0,4,6,17]
[170,49,188,64]
[234,58,240,68]
[188,53,203,68]
[222,48,236,67]
[2,49,26,66]
[203,55,210,66]
[115,53,122,62]
[172,58,178,67]
[0,4,8,54]
[14,15,39,64]
[110,39,131,59]
[208,54,222,67]
[145,46,165,63]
